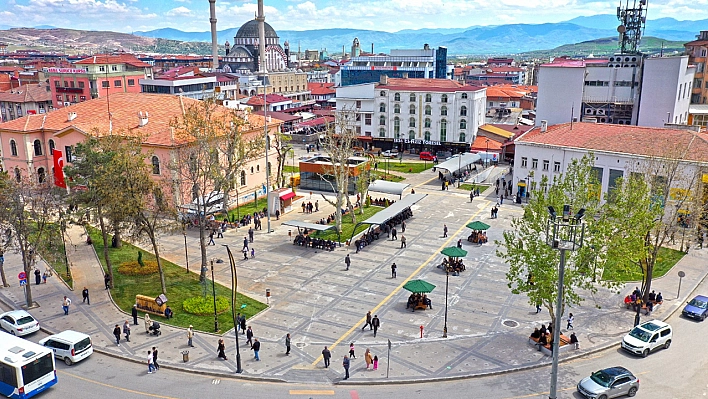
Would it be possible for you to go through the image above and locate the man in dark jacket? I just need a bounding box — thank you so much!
[246,326,254,348]
[252,338,261,361]
[342,356,350,379]
[322,346,331,368]
[372,315,381,337]
[82,287,90,304]
[113,324,121,346]
[132,304,139,325]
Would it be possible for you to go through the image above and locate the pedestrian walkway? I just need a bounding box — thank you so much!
[0,178,706,385]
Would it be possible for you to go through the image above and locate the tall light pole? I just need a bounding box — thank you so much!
[546,205,585,399]
[183,225,189,274]
[210,258,218,333]
[223,245,243,373]
[443,268,449,338]
[485,138,489,168]
[264,88,272,233]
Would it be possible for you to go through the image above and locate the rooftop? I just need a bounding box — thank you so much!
[74,54,152,68]
[379,78,484,93]
[0,82,52,103]
[308,82,335,95]
[245,94,293,106]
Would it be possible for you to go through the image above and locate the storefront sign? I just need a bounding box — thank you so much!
[393,138,442,146]
[44,67,87,74]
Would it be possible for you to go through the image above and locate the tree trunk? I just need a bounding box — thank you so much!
[23,254,33,307]
[149,231,167,295]
[112,226,122,248]
[198,218,208,282]
[96,203,113,288]
[642,257,654,303]
[0,259,9,287]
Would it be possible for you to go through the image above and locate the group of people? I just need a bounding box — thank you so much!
[293,234,337,251]
[490,205,500,219]
[368,197,396,207]
[624,287,663,315]
[440,257,465,274]
[406,293,432,310]
[467,230,488,244]
[301,200,319,214]
[530,323,580,351]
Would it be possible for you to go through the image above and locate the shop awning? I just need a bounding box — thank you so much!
[280,191,296,200]
[435,153,481,173]
[367,180,411,198]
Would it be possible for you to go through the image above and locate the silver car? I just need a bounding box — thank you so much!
[577,366,639,399]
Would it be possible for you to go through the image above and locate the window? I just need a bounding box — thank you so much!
[127,79,135,86]
[380,91,386,96]
[459,119,467,129]
[37,167,46,184]
[54,80,60,87]
[99,66,105,72]
[441,94,448,103]
[425,105,431,115]
[102,81,109,88]
[460,106,467,116]
[48,139,55,154]
[409,117,416,128]
[409,130,415,139]
[554,161,561,172]
[365,114,371,126]
[461,93,468,99]
[425,118,431,128]
[10,139,17,156]
[521,157,528,168]
[458,132,465,142]
[379,115,386,125]
[424,131,431,140]
[531,158,538,169]
[111,65,118,71]
[33,139,42,156]
[152,156,161,175]
[394,117,400,136]
[379,103,386,112]
[440,120,447,142]
[543,160,549,171]
[425,94,432,102]
[355,101,361,108]
[394,104,400,114]
[394,93,400,101]
[78,81,85,89]
[441,106,448,116]
[240,170,246,186]
[65,146,73,162]
[409,104,415,114]
[379,128,386,137]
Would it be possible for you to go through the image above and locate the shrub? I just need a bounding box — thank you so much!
[137,251,144,267]
[182,296,230,316]
[118,260,158,275]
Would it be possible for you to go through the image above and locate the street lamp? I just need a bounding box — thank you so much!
[210,258,218,333]
[546,204,585,399]
[183,225,189,274]
[443,267,449,338]
[485,138,490,168]
[263,86,272,234]
[223,245,243,373]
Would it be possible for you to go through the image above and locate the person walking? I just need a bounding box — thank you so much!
[285,333,291,355]
[400,235,407,248]
[147,350,156,374]
[373,355,379,370]
[144,314,152,334]
[349,342,356,359]
[208,230,216,246]
[391,263,397,279]
[252,338,261,361]
[82,287,90,305]
[322,346,331,368]
[123,320,131,342]
[345,254,351,271]
[371,315,381,337]
[240,315,247,335]
[342,355,350,380]
[112,324,121,346]
[391,227,397,241]
[104,273,111,290]
[401,221,406,233]
[362,311,373,331]
[470,191,475,202]
[536,302,542,314]
[243,237,249,251]
[365,348,373,369]
[248,227,254,243]
[315,200,319,212]
[246,326,254,348]
[187,325,195,347]
[132,304,139,325]
[443,224,448,238]
[152,346,160,369]
[217,339,227,360]
[62,296,71,315]
[567,313,574,330]
[34,268,41,285]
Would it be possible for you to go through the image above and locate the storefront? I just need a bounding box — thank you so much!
[268,188,296,216]
[373,137,468,157]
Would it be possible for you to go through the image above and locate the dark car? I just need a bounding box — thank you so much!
[577,366,639,399]
[682,295,708,321]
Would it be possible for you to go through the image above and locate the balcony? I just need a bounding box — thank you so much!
[56,87,84,94]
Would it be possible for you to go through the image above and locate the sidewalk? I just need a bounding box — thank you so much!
[0,188,706,385]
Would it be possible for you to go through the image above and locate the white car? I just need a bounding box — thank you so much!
[40,330,93,366]
[381,150,399,158]
[621,319,672,357]
[0,310,40,336]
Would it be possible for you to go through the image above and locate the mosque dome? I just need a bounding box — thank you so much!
[235,20,278,39]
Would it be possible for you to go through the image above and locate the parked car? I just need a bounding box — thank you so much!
[621,319,672,357]
[0,310,40,336]
[381,150,399,158]
[40,330,93,366]
[577,366,639,399]
[682,295,708,321]
[419,151,435,161]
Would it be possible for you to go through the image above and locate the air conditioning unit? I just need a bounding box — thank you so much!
[596,109,606,116]
[598,117,607,123]
[584,108,595,115]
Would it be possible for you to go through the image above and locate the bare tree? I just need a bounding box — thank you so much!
[273,128,292,188]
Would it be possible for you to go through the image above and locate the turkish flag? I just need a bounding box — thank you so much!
[53,149,67,189]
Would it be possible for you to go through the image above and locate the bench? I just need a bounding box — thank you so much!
[625,300,663,315]
[528,333,574,356]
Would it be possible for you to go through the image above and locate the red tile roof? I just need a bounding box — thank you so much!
[684,40,708,47]
[252,110,302,123]
[517,122,708,162]
[298,116,334,127]
[471,136,503,151]
[380,78,484,92]
[308,82,335,95]
[75,54,152,68]
[0,82,52,103]
[246,94,292,106]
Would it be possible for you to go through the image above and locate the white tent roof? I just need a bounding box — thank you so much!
[435,153,481,173]
[367,180,411,196]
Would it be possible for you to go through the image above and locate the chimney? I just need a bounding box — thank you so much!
[138,111,149,127]
[67,112,77,121]
[540,120,548,132]
[380,75,388,85]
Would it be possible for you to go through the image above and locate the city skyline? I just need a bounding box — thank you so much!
[1,0,707,35]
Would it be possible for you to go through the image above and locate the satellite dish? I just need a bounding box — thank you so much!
[617,25,626,33]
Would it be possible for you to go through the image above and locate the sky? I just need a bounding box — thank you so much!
[2,0,708,33]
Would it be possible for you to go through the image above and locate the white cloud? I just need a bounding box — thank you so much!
[173,0,191,3]
[165,6,193,17]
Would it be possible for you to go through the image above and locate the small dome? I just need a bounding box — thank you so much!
[228,46,252,58]
[235,19,278,39]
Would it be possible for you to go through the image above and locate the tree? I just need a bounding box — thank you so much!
[0,171,11,287]
[496,155,618,327]
[273,129,292,188]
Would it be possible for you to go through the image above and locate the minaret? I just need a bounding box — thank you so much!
[209,0,219,71]
[256,0,267,74]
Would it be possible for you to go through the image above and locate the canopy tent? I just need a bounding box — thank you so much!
[367,180,411,199]
[348,193,427,243]
[403,279,436,294]
[435,153,481,173]
[441,246,468,258]
[282,220,340,243]
[466,221,491,230]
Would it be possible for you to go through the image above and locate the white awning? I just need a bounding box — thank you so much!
[367,180,411,197]
[435,153,481,173]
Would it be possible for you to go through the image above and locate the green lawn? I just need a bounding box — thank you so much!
[457,183,490,193]
[374,160,432,174]
[283,165,299,174]
[316,205,384,242]
[370,170,405,182]
[602,247,685,282]
[87,227,267,333]
[226,196,270,221]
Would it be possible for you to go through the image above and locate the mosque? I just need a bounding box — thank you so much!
[221,19,290,74]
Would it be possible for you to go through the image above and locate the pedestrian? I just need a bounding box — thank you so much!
[499,195,504,205]
[315,200,319,212]
[400,235,407,248]
[285,333,291,355]
[132,304,139,325]
[248,228,254,243]
[147,350,155,374]
[345,254,351,271]
[217,224,224,238]
[457,239,462,249]
[342,355,350,380]
[490,207,494,218]
[34,268,41,285]
[217,339,227,360]
[152,346,160,369]
[373,355,379,370]
[243,236,249,250]
[123,320,131,342]
[302,202,306,213]
[240,315,247,334]
[104,273,111,290]
[165,305,173,319]
[391,263,397,278]
[144,313,152,334]
[401,220,406,233]
[252,338,261,361]
[82,287,90,304]
[42,269,50,283]
[208,230,215,245]
[187,325,195,347]
[470,191,474,202]
[536,302,542,314]
[322,346,331,368]
[246,326,254,348]
[567,313,574,330]
[113,324,121,346]
[275,209,280,220]
[362,311,373,331]
[371,314,380,337]
[250,248,255,258]
[349,342,356,359]
[391,227,397,240]
[62,296,71,315]
[243,248,249,260]
[365,348,373,369]
[443,224,448,238]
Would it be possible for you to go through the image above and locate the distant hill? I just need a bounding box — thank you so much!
[518,36,687,59]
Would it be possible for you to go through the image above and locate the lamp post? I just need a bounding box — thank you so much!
[264,86,272,234]
[183,225,189,274]
[223,245,242,373]
[485,138,489,168]
[443,267,449,338]
[546,204,585,399]
[210,259,218,333]
[457,150,462,187]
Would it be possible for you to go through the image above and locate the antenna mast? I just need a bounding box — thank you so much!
[616,0,648,54]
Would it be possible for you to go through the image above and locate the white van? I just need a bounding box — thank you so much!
[39,330,93,365]
[621,319,672,357]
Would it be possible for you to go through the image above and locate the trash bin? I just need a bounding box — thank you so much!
[182,350,189,362]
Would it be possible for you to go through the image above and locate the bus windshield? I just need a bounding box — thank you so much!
[21,353,54,385]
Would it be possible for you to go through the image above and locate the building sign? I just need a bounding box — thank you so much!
[370,66,398,71]
[44,67,87,74]
[394,138,442,146]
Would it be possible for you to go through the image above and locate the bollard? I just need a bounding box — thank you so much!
[182,350,189,362]
[420,325,424,338]
[266,288,271,304]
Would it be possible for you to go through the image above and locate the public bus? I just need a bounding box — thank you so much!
[0,332,57,399]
